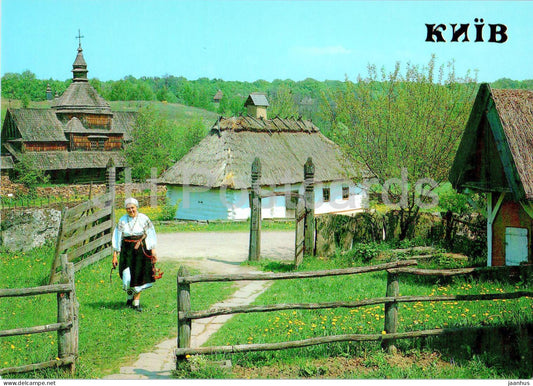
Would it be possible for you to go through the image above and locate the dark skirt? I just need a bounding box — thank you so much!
[119,236,155,288]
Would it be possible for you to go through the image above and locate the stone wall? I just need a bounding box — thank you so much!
[0,208,61,251]
[0,176,166,200]
[0,176,28,196]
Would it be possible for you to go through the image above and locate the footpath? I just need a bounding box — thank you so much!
[102,231,293,379]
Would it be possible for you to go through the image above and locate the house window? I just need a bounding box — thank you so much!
[323,187,330,202]
[342,186,349,200]
[88,136,107,151]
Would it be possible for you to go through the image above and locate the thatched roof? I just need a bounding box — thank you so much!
[213,90,223,101]
[492,88,533,200]
[450,84,533,201]
[160,116,359,189]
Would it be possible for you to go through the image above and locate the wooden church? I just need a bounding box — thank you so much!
[0,39,135,183]
[450,83,533,266]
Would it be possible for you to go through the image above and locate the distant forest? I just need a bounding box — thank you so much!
[2,70,533,126]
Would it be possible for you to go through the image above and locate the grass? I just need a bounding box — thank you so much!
[0,244,236,379]
[154,219,295,233]
[193,255,533,379]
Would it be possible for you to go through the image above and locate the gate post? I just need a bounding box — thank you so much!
[249,157,262,261]
[303,158,315,256]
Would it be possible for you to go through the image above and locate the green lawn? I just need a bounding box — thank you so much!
[0,244,235,379]
[2,238,532,379]
[193,256,533,379]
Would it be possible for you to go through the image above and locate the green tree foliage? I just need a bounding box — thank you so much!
[324,56,478,240]
[269,86,299,118]
[125,106,207,180]
[13,154,50,196]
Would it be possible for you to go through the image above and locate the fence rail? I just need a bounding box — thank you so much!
[175,261,533,362]
[0,255,78,376]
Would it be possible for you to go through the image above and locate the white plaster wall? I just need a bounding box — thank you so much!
[167,179,366,220]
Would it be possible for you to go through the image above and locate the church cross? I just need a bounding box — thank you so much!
[76,29,84,46]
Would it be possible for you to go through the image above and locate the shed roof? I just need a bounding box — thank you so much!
[244,93,269,107]
[449,83,533,201]
[160,116,359,189]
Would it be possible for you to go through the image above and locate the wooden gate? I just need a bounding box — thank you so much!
[49,161,116,283]
[294,197,306,267]
[248,157,315,265]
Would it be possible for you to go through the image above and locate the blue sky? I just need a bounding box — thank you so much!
[1,0,532,83]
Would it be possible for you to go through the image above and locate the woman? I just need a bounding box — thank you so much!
[112,197,158,312]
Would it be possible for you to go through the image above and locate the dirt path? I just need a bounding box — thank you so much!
[103,230,294,379]
[156,230,295,273]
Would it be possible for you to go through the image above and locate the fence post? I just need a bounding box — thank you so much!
[57,254,77,374]
[177,266,191,365]
[383,271,399,353]
[304,157,315,256]
[248,157,262,261]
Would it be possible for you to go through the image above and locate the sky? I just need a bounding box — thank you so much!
[1,0,532,83]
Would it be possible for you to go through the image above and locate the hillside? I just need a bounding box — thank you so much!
[1,98,220,131]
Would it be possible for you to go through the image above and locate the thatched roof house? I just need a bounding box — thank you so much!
[1,41,135,183]
[213,90,223,103]
[449,83,533,266]
[160,100,365,220]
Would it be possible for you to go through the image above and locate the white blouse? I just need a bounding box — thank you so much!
[112,213,157,252]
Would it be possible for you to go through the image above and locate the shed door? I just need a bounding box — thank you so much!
[505,227,528,266]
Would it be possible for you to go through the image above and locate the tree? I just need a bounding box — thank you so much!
[269,86,299,118]
[125,106,207,180]
[13,154,50,197]
[125,106,178,180]
[325,55,478,240]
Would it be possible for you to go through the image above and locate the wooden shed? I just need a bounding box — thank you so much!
[449,83,533,266]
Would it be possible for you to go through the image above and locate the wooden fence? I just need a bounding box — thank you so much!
[49,191,115,283]
[175,261,533,363]
[48,162,116,284]
[0,255,79,376]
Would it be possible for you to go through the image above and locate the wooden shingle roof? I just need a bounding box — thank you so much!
[8,109,67,142]
[244,93,269,107]
[52,81,111,114]
[9,151,126,170]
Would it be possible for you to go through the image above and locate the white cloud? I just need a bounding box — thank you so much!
[292,45,353,56]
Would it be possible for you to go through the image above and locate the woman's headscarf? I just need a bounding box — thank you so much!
[124,197,139,208]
